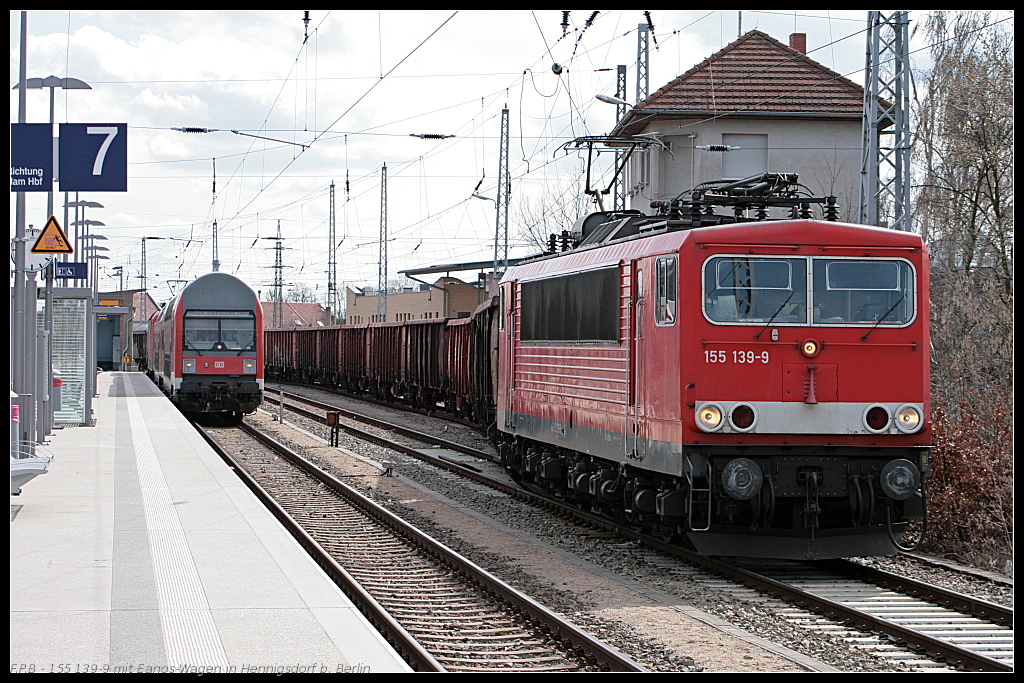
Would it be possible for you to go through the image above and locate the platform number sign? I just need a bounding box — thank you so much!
[58,123,128,192]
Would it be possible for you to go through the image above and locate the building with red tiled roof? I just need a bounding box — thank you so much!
[612,30,866,221]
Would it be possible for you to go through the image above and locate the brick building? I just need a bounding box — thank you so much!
[261,301,331,329]
[346,277,488,324]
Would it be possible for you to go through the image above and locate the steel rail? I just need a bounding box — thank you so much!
[194,422,444,672]
[205,419,645,672]
[827,559,1013,627]
[265,387,497,461]
[637,537,1013,672]
[263,388,1012,672]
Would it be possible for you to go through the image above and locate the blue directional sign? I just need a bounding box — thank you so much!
[58,123,128,192]
[10,123,53,192]
[55,262,88,280]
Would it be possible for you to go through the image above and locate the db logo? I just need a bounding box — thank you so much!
[214,361,225,369]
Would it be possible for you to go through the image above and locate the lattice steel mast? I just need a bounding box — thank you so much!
[859,11,912,231]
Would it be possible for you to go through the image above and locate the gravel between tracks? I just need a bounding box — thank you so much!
[250,388,1012,672]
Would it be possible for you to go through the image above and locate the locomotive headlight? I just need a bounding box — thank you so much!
[894,404,922,433]
[696,403,724,431]
[879,459,921,500]
[243,358,257,374]
[182,358,196,374]
[801,338,820,358]
[721,458,763,500]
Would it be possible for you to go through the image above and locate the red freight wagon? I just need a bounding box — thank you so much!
[264,329,295,379]
[444,317,473,417]
[365,323,405,399]
[404,319,447,410]
[317,327,341,385]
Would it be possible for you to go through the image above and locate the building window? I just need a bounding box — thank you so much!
[629,148,651,195]
[721,133,768,180]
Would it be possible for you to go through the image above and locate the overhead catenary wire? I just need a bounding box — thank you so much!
[111,11,1004,301]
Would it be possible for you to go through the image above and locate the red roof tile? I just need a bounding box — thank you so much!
[613,30,865,135]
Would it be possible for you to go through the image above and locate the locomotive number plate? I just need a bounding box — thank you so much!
[705,350,769,364]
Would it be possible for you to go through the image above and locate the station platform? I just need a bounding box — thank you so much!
[10,371,412,674]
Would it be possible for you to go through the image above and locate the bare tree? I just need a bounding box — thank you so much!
[910,11,1013,568]
[912,11,1013,406]
[285,283,320,303]
[513,176,592,253]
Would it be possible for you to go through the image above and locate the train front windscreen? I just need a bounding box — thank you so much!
[183,310,257,353]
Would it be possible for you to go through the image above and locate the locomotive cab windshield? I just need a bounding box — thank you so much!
[703,256,915,327]
[183,310,257,354]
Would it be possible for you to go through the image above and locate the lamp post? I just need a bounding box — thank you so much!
[80,232,107,407]
[13,76,92,217]
[73,217,105,288]
[82,244,110,299]
[110,265,124,291]
[472,192,499,294]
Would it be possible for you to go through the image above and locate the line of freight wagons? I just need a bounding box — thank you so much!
[263,305,496,426]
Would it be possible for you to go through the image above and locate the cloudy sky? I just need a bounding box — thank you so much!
[12,10,908,305]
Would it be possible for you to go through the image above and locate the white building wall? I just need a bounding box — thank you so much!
[629,117,862,223]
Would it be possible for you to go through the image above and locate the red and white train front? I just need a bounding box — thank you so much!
[148,272,263,418]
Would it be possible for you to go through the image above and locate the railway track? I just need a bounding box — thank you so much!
[260,384,1014,672]
[734,558,1012,669]
[195,419,644,673]
[631,551,1012,672]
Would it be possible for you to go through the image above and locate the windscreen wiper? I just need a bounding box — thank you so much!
[755,290,797,339]
[861,296,905,341]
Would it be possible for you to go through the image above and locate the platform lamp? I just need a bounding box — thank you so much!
[109,265,124,291]
[13,77,92,223]
[67,201,103,284]
[472,192,498,295]
[80,234,108,409]
[78,231,108,294]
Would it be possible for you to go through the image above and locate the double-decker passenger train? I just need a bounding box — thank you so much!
[265,174,931,560]
[147,272,263,420]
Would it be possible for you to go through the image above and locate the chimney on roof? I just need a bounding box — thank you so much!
[789,33,806,54]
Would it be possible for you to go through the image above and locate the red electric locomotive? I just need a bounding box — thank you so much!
[495,176,931,560]
[148,272,264,420]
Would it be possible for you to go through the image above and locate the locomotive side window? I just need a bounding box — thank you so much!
[813,258,915,325]
[520,267,619,343]
[704,257,807,324]
[655,256,677,326]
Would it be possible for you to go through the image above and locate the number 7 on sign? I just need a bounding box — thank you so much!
[86,127,118,176]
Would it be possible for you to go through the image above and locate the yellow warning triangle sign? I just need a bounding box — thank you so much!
[31,215,73,254]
